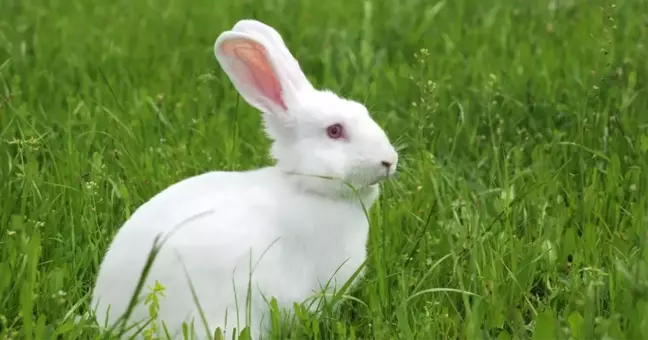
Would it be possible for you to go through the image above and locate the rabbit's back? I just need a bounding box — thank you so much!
[91,167,283,337]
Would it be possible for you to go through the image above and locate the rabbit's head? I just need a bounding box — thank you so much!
[215,20,398,198]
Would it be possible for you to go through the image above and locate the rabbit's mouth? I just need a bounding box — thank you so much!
[366,172,397,186]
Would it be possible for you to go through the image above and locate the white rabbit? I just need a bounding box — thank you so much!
[91,19,398,340]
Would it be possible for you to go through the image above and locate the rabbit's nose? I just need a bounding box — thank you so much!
[381,161,392,168]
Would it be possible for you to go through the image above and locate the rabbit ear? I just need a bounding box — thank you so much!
[214,25,311,121]
[231,20,313,92]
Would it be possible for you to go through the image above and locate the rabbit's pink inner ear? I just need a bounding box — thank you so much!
[219,39,287,111]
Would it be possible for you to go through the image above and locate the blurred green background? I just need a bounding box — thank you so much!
[1,0,648,338]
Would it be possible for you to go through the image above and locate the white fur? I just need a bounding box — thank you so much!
[91,19,398,340]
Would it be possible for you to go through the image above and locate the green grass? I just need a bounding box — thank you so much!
[1,0,648,338]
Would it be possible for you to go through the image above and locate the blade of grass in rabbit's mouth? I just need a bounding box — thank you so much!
[368,171,399,186]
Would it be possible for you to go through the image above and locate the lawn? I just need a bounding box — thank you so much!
[1,0,648,338]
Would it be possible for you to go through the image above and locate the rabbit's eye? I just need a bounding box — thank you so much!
[326,123,344,139]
